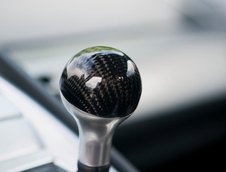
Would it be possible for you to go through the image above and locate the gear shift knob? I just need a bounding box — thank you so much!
[59,46,142,171]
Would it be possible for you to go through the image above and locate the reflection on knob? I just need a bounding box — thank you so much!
[60,46,142,118]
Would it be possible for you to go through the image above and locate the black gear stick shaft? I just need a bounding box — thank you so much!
[59,46,142,172]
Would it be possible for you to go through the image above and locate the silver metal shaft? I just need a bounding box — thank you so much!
[61,93,129,167]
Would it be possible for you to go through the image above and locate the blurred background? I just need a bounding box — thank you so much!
[0,0,226,171]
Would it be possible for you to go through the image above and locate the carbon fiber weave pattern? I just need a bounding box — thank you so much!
[60,46,142,118]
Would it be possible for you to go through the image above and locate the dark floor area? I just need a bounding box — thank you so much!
[114,95,226,172]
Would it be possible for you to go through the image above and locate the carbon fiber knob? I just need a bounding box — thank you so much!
[60,46,142,118]
[59,46,142,170]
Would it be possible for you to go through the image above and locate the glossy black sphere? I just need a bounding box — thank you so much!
[60,46,142,118]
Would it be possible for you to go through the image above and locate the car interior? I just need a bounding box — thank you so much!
[0,1,226,172]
